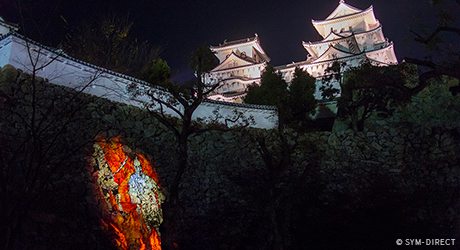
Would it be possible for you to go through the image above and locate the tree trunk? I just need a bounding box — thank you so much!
[160,199,179,250]
[268,184,283,250]
[3,197,27,250]
[357,118,365,132]
[350,113,359,131]
[161,119,190,250]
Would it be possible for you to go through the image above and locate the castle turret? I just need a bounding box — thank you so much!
[278,0,398,99]
[206,34,270,103]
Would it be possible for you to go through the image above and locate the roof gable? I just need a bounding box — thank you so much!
[312,4,376,39]
[326,0,363,20]
[210,34,270,64]
[211,52,255,72]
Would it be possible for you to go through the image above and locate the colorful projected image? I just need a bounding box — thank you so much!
[92,136,164,250]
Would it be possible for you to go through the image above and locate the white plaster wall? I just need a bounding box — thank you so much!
[0,36,12,67]
[0,35,277,129]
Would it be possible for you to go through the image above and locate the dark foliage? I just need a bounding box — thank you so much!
[337,62,415,131]
[320,60,346,101]
[244,65,288,106]
[244,65,316,129]
[63,12,162,76]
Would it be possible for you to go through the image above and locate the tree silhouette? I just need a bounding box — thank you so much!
[129,46,253,250]
[244,66,317,249]
[337,62,416,131]
[63,12,162,77]
[405,0,460,93]
[245,65,316,129]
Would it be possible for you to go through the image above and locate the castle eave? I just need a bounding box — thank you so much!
[210,34,259,51]
[313,5,373,25]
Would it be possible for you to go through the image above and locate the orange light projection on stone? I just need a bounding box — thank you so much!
[93,135,163,250]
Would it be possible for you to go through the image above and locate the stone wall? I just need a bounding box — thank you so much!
[178,125,460,249]
[0,64,176,249]
[1,64,460,249]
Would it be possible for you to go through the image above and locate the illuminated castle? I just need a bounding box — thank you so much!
[207,0,398,102]
[0,0,398,127]
[206,34,270,103]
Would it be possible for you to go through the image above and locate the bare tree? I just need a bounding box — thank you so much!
[0,58,105,250]
[129,46,254,250]
[405,0,460,93]
[0,7,108,248]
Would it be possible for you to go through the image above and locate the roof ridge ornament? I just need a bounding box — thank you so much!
[339,0,345,3]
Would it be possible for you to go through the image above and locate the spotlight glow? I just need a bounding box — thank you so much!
[92,136,163,250]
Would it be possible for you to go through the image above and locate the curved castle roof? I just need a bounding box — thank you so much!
[312,0,379,38]
[210,34,270,64]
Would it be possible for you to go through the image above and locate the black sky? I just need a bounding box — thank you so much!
[0,0,455,73]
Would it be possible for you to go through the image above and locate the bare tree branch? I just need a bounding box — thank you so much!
[410,26,460,44]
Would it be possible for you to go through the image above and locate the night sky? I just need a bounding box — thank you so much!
[0,0,455,73]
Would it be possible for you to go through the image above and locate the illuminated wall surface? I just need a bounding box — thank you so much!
[92,136,164,250]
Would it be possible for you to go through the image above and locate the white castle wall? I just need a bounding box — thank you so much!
[0,34,277,129]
